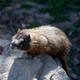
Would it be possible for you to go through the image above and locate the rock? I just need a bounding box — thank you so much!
[74,57,79,65]
[0,39,12,56]
[34,12,52,19]
[14,9,25,14]
[25,16,35,23]
[17,14,25,20]
[79,76,80,79]
[0,39,23,56]
[0,34,12,40]
[78,11,80,16]
[68,31,72,36]
[71,73,78,79]
[27,8,38,15]
[68,67,72,72]
[54,21,72,28]
[26,1,47,9]
[21,23,26,28]
[3,34,12,40]
[0,39,70,80]
[0,24,8,34]
[37,18,47,25]
[3,6,14,11]
[56,22,66,28]
[77,48,80,53]
[0,13,9,24]
[65,21,72,27]
[69,11,79,23]
[0,24,7,28]
[15,4,21,9]
[8,57,42,80]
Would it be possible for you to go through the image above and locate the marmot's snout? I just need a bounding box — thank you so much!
[10,36,21,50]
[10,42,18,50]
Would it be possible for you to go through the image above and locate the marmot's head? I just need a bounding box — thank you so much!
[10,29,31,51]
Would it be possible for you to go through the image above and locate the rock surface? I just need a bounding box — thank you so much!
[0,39,70,80]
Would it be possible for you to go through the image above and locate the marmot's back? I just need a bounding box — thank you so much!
[29,26,70,57]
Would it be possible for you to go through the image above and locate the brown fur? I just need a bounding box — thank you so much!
[11,25,70,77]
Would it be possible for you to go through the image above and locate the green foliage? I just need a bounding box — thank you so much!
[4,10,11,14]
[71,27,77,37]
[0,0,11,8]
[68,50,73,56]
[66,58,73,67]
[72,0,80,5]
[39,0,70,22]
[78,35,80,39]
[53,14,70,22]
[28,0,69,16]
[76,69,80,75]
[48,0,65,16]
[21,3,32,8]
[67,5,80,12]
[47,0,70,22]
[75,18,80,27]
[12,13,19,17]
[39,7,48,13]
[64,27,78,37]
[14,0,19,3]
[48,18,53,23]
[22,11,29,16]
[27,23,37,29]
[64,27,71,34]
[28,0,80,22]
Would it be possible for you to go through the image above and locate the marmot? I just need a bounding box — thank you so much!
[10,25,70,77]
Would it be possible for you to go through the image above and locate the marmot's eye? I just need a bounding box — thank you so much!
[20,41,24,47]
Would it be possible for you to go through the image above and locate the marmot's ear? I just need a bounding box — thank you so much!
[17,29,21,32]
[24,34,30,41]
[27,34,30,40]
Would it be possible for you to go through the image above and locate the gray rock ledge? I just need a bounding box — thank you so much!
[0,39,70,80]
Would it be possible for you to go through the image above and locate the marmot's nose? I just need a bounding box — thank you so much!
[10,43,17,49]
[11,43,17,46]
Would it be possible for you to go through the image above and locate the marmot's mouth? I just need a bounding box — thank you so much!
[10,44,18,50]
[10,44,14,49]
